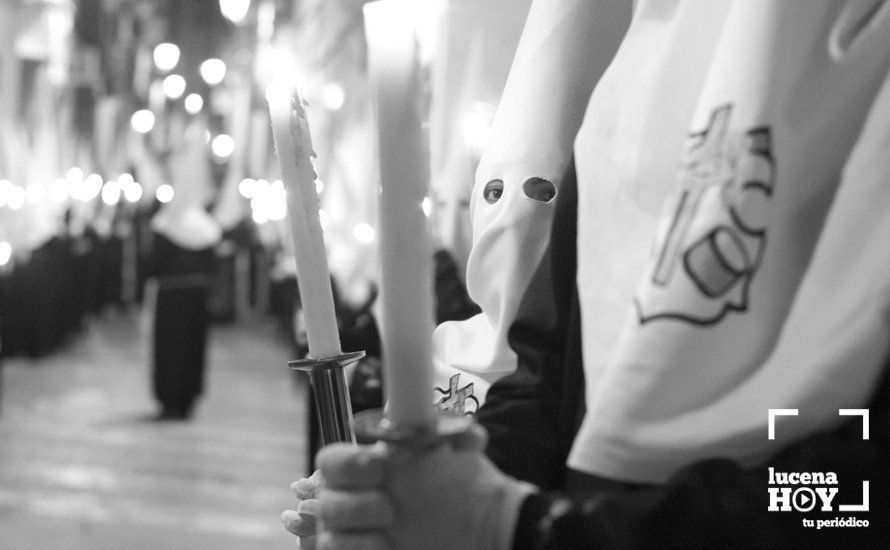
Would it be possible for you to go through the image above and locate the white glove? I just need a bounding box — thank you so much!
[316,424,536,550]
[282,469,322,549]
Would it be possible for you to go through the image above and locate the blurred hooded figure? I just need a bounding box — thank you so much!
[146,117,221,420]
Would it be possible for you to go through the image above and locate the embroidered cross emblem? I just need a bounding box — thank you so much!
[435,374,478,414]
[635,103,774,325]
[653,105,732,285]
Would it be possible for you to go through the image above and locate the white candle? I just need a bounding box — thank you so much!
[268,84,342,359]
[364,0,436,427]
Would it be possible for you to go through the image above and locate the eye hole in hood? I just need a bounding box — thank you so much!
[523,177,556,202]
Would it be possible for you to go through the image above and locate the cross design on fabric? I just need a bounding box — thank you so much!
[434,374,479,414]
[652,105,733,286]
[635,104,775,325]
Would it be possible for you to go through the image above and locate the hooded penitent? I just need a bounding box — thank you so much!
[431,0,632,411]
[150,117,221,251]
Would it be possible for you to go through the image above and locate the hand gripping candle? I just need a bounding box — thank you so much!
[364,0,436,427]
[268,83,342,359]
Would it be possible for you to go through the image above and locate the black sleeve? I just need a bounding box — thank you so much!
[513,371,890,550]
[476,160,583,490]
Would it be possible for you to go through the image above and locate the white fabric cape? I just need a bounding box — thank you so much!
[570,0,890,483]
[150,119,221,251]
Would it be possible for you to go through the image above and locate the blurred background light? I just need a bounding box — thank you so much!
[211,134,235,158]
[101,180,121,206]
[117,173,135,188]
[353,222,375,244]
[7,186,26,210]
[26,183,45,204]
[184,93,204,114]
[65,167,84,184]
[0,241,12,266]
[152,43,180,72]
[156,184,175,203]
[162,74,186,100]
[238,178,257,199]
[220,0,251,24]
[131,110,155,134]
[124,182,143,203]
[322,82,345,112]
[50,178,69,203]
[462,109,493,154]
[83,174,103,202]
[200,58,227,86]
[0,180,15,208]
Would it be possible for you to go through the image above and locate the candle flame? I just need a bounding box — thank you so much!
[265,82,290,108]
[269,81,319,182]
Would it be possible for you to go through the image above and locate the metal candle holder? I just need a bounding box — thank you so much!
[289,351,365,445]
[353,408,474,448]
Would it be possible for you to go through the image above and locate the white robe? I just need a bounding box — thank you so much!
[571,0,890,483]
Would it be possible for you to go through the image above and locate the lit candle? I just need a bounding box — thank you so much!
[268,83,342,359]
[364,0,436,427]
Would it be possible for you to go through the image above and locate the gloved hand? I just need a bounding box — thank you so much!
[281,469,322,549]
[316,423,536,550]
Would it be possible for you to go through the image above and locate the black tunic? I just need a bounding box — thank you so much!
[148,232,215,414]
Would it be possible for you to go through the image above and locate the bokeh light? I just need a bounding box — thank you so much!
[156,184,175,203]
[211,134,235,158]
[200,58,227,86]
[131,110,156,133]
[220,0,250,24]
[0,241,12,266]
[322,82,345,111]
[162,74,186,100]
[153,43,180,72]
[101,180,121,206]
[353,222,376,244]
[184,93,204,114]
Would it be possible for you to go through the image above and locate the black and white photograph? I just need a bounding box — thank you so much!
[1,1,888,548]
